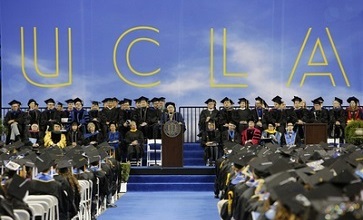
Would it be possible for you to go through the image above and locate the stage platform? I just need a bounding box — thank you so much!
[130,166,215,175]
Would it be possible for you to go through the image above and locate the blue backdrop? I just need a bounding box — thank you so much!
[1,0,363,107]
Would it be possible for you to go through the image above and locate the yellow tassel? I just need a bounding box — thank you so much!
[228,191,233,215]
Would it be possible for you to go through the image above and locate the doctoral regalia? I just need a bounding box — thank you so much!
[199,108,219,133]
[40,108,61,132]
[232,108,253,133]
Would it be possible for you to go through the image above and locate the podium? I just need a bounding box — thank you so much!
[161,121,184,167]
[304,123,327,144]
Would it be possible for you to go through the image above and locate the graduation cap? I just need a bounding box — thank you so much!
[347,96,359,104]
[111,97,119,102]
[72,154,88,169]
[272,96,283,105]
[11,140,24,150]
[268,159,293,175]
[255,96,268,107]
[346,151,363,167]
[73,97,83,105]
[291,96,302,103]
[35,152,54,172]
[238,98,248,104]
[83,145,100,163]
[65,99,74,104]
[159,97,166,101]
[248,157,273,178]
[91,101,101,105]
[329,170,360,186]
[229,154,254,167]
[204,98,216,104]
[98,148,109,160]
[311,97,324,104]
[269,182,306,209]
[328,158,354,174]
[122,98,132,105]
[12,158,35,168]
[5,161,21,171]
[44,98,55,104]
[56,157,74,169]
[264,171,297,192]
[99,142,113,150]
[57,102,63,106]
[137,96,149,102]
[7,174,30,201]
[334,97,343,105]
[27,99,37,106]
[102,98,111,103]
[223,141,242,152]
[165,102,175,109]
[220,97,234,105]
[255,96,264,102]
[305,168,336,186]
[8,100,21,106]
[150,97,160,103]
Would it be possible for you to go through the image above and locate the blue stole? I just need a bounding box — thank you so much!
[228,130,235,141]
[35,173,53,181]
[284,132,296,145]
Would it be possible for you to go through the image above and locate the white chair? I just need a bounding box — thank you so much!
[14,209,30,220]
[26,195,58,220]
[146,139,162,166]
[28,203,46,220]
[0,216,13,220]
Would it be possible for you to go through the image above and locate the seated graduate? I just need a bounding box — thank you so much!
[2,161,32,218]
[221,122,242,145]
[66,121,84,147]
[125,121,144,165]
[280,122,301,147]
[107,121,122,161]
[53,159,81,219]
[241,120,261,146]
[217,156,249,217]
[72,154,98,219]
[328,97,346,141]
[44,121,67,148]
[200,120,221,166]
[3,100,25,144]
[25,123,43,147]
[83,121,104,146]
[29,152,67,220]
[261,123,282,145]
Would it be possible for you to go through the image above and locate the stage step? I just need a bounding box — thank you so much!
[127,174,215,191]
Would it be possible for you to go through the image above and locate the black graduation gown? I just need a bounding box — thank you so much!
[28,179,67,220]
[221,130,242,145]
[328,108,346,138]
[118,109,136,136]
[83,132,104,146]
[309,108,329,123]
[134,107,158,139]
[54,174,78,219]
[66,130,84,146]
[199,108,219,133]
[232,108,253,133]
[27,109,41,125]
[3,109,26,143]
[251,108,269,131]
[294,108,309,139]
[40,109,61,132]
[75,171,97,216]
[218,108,235,132]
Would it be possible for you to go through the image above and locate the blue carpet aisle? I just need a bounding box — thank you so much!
[98,191,220,220]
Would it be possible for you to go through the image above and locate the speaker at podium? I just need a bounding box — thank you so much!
[161,120,184,167]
